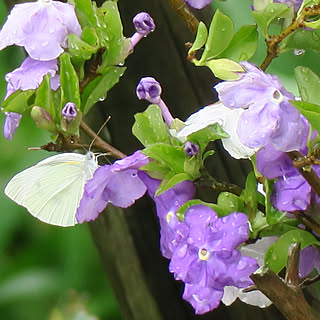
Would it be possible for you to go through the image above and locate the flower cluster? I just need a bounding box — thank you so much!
[0,0,81,139]
[140,173,258,314]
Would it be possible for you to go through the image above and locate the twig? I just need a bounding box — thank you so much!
[80,120,126,159]
[167,0,200,34]
[291,211,320,236]
[260,6,320,71]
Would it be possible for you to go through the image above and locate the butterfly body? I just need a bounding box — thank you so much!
[5,152,98,227]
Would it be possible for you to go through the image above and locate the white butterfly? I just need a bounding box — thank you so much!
[4,152,99,227]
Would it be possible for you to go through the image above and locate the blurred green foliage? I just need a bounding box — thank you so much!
[0,1,121,319]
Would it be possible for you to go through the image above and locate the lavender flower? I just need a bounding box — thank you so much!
[185,0,214,9]
[215,61,309,152]
[139,172,195,258]
[299,246,320,278]
[274,0,303,12]
[169,205,258,313]
[5,57,59,99]
[3,112,22,140]
[136,77,174,126]
[61,102,77,123]
[0,0,81,60]
[76,151,149,223]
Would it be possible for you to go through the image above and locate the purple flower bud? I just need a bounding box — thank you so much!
[184,141,199,157]
[133,12,155,36]
[136,77,162,104]
[3,112,22,140]
[136,77,174,126]
[61,102,78,123]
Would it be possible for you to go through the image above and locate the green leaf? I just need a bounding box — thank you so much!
[187,123,228,152]
[143,143,186,173]
[217,192,245,213]
[68,29,99,61]
[73,0,97,28]
[34,74,55,119]
[188,21,208,54]
[200,9,234,62]
[81,66,126,114]
[281,29,320,53]
[295,66,320,104]
[290,100,320,133]
[217,25,258,62]
[59,53,81,110]
[156,172,193,196]
[252,3,289,37]
[1,90,34,113]
[201,58,244,80]
[241,172,259,214]
[97,1,129,68]
[265,229,320,273]
[132,105,170,146]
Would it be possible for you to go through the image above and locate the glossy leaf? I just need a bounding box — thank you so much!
[73,0,97,28]
[265,229,320,273]
[217,192,245,214]
[59,53,81,110]
[252,3,289,37]
[156,172,193,196]
[188,21,208,54]
[201,58,243,80]
[132,105,170,146]
[290,100,320,133]
[34,74,55,119]
[200,9,234,62]
[81,66,126,114]
[217,25,258,62]
[1,90,34,114]
[295,66,320,104]
[281,29,320,53]
[142,143,186,173]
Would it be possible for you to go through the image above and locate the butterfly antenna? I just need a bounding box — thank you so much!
[88,115,111,151]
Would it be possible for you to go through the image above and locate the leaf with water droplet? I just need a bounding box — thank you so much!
[216,25,258,62]
[217,192,245,215]
[295,66,320,105]
[200,9,234,62]
[265,229,320,274]
[252,3,289,38]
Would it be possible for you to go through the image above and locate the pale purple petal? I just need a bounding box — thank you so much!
[185,0,214,9]
[3,112,22,140]
[299,246,320,278]
[183,283,223,314]
[5,57,59,99]
[0,0,81,60]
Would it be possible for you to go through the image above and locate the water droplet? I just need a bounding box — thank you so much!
[293,49,305,56]
[49,27,55,33]
[42,41,48,47]
[99,94,107,102]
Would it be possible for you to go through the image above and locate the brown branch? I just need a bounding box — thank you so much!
[291,210,320,235]
[167,0,200,34]
[80,120,126,159]
[260,6,320,71]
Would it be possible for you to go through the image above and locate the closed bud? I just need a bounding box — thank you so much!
[136,77,162,104]
[31,106,56,132]
[184,141,199,157]
[60,102,82,135]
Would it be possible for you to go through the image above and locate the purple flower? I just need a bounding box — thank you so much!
[139,172,195,258]
[169,205,258,312]
[299,246,320,278]
[0,0,81,61]
[136,77,174,126]
[61,102,77,123]
[185,0,214,9]
[274,0,303,12]
[271,169,312,212]
[76,151,149,223]
[3,112,22,140]
[183,283,223,314]
[132,12,155,36]
[5,57,59,99]
[215,61,309,152]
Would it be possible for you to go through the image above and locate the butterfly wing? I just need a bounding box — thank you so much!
[5,153,97,227]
